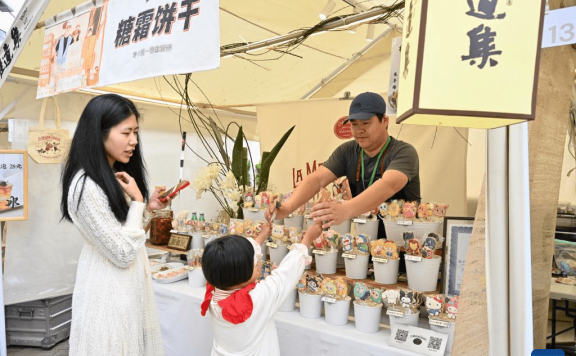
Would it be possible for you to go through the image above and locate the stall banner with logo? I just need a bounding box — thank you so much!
[0,0,51,89]
[37,0,220,98]
[257,98,468,216]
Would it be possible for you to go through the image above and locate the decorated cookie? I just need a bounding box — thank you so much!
[406,239,421,256]
[244,191,254,208]
[355,234,369,254]
[370,288,383,304]
[425,294,445,316]
[446,295,459,319]
[379,202,389,218]
[370,239,386,257]
[335,277,348,299]
[383,241,399,259]
[402,201,416,219]
[353,282,371,302]
[321,277,337,297]
[341,234,354,253]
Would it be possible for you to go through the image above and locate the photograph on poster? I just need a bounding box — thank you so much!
[441,216,474,296]
[0,151,28,221]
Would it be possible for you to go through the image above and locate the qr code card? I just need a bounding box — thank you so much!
[389,325,448,355]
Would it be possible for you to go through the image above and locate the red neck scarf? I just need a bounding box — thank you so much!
[201,282,257,324]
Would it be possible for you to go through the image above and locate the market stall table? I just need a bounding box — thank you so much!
[548,277,576,352]
[153,279,420,356]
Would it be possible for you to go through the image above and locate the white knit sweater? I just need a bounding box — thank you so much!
[67,171,164,356]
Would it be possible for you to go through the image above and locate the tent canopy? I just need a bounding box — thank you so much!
[10,0,400,109]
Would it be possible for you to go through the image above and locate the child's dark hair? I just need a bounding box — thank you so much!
[202,235,255,290]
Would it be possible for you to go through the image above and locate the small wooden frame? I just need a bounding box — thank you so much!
[167,233,191,251]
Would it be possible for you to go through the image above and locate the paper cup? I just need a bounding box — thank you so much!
[344,254,369,279]
[405,255,442,291]
[304,217,314,230]
[324,298,350,326]
[353,302,383,333]
[191,233,204,250]
[430,321,456,355]
[383,221,443,246]
[315,250,338,274]
[306,247,313,270]
[389,311,420,330]
[284,215,304,229]
[298,292,323,319]
[354,219,379,241]
[331,219,352,235]
[260,241,268,260]
[373,258,400,285]
[269,241,289,265]
[188,268,206,288]
[278,289,297,312]
[242,208,265,222]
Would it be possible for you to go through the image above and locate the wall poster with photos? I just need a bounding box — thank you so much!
[441,216,474,296]
[0,151,28,221]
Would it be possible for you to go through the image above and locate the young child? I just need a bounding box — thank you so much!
[201,221,322,356]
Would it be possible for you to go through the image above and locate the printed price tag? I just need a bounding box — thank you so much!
[342,253,357,259]
[313,249,326,255]
[429,319,450,328]
[353,218,367,224]
[321,296,337,304]
[405,255,422,262]
[304,214,311,219]
[373,257,389,264]
[397,220,413,226]
[266,242,278,248]
[387,309,405,317]
[202,234,209,239]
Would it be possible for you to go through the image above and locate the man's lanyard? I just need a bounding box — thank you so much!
[360,136,391,189]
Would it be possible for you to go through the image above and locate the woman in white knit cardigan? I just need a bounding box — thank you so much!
[61,94,168,356]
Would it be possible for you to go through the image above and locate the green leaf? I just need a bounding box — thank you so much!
[208,117,229,169]
[231,127,244,182]
[241,147,248,186]
[257,126,295,194]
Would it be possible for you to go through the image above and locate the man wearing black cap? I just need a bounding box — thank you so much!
[267,92,420,239]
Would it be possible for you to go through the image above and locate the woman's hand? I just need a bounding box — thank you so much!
[147,186,171,212]
[115,172,144,203]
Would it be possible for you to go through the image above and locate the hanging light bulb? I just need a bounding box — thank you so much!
[365,23,375,42]
[319,0,336,20]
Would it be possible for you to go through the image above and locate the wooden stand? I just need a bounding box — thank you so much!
[145,240,190,255]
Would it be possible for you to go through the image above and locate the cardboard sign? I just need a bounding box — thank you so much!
[321,296,337,304]
[373,257,389,264]
[429,319,451,328]
[266,242,278,249]
[387,309,405,317]
[405,255,422,262]
[313,249,326,255]
[342,253,356,259]
[397,220,414,226]
[353,218,367,224]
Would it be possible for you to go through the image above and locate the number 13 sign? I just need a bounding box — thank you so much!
[542,6,576,48]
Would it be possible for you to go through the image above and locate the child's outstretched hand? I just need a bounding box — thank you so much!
[301,221,323,249]
[255,222,271,245]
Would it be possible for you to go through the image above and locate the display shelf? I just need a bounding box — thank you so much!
[145,240,190,254]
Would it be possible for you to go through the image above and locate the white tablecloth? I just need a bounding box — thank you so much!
[153,280,420,356]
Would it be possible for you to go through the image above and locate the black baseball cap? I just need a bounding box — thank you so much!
[343,92,386,124]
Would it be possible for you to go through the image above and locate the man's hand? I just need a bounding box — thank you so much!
[309,201,349,229]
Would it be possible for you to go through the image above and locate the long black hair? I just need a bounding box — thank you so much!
[61,94,149,223]
[202,235,255,290]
